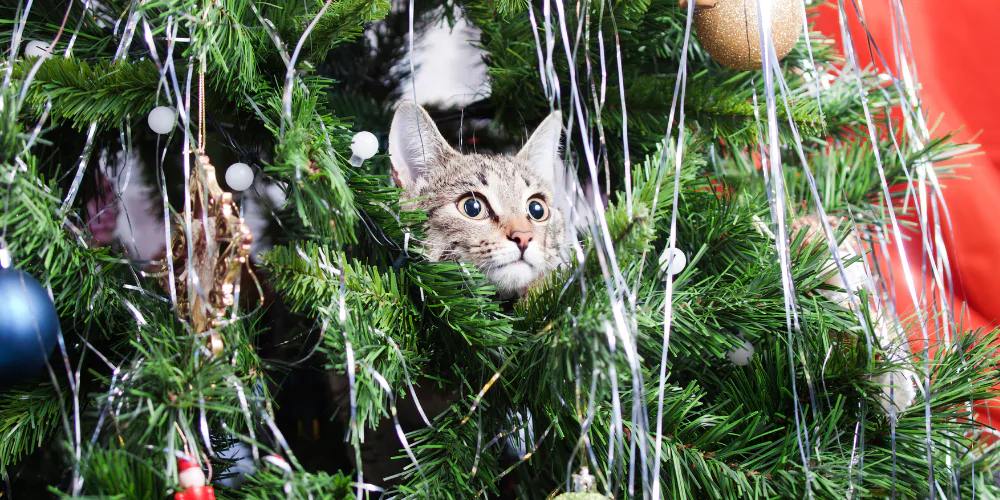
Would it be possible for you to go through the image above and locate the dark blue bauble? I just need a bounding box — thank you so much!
[0,267,61,384]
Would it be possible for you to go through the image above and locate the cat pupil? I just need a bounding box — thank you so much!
[528,200,544,219]
[464,198,483,217]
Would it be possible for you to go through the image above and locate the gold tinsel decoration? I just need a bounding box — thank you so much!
[692,0,803,71]
[159,154,253,335]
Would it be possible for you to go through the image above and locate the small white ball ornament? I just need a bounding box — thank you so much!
[727,339,755,366]
[225,162,254,192]
[25,40,50,58]
[658,247,687,278]
[147,106,176,135]
[349,131,379,167]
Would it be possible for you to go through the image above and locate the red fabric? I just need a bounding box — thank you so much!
[813,2,1000,428]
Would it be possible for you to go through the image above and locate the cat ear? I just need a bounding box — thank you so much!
[388,102,456,193]
[515,112,563,184]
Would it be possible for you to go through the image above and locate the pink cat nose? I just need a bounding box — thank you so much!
[508,231,534,252]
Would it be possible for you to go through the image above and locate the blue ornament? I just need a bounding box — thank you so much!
[0,267,61,384]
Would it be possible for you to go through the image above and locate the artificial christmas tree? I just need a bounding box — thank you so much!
[1,0,997,498]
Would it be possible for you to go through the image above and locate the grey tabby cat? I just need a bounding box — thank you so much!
[329,102,578,489]
[390,101,574,297]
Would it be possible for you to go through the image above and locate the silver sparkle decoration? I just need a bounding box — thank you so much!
[546,0,651,491]
[833,2,934,494]
[649,0,696,497]
[362,361,427,481]
[525,0,967,496]
[749,0,816,493]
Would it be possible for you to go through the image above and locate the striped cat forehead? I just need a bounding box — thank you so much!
[431,154,551,193]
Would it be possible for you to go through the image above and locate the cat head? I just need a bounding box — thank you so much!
[388,102,568,297]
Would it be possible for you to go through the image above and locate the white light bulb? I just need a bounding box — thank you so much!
[225,162,254,192]
[349,131,379,166]
[147,106,176,135]
[25,40,50,58]
[727,340,755,366]
[658,247,687,277]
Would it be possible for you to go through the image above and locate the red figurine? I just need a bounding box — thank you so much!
[174,456,216,500]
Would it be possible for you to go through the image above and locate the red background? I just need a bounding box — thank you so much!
[814,2,1000,426]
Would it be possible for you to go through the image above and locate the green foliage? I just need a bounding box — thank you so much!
[396,414,501,499]
[241,468,354,499]
[467,1,859,158]
[2,0,996,498]
[0,84,127,321]
[263,238,515,432]
[780,132,971,224]
[286,0,391,62]
[15,57,159,129]
[0,383,64,467]
[75,447,168,500]
[263,82,359,243]
[13,58,161,129]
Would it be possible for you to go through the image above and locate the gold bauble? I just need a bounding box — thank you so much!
[693,0,803,71]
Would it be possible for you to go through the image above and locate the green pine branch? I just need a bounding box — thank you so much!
[0,382,65,468]
[13,58,160,130]
[240,467,354,500]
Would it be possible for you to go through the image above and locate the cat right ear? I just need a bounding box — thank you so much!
[515,111,562,185]
[388,102,455,193]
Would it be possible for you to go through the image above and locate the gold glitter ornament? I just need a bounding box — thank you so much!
[159,154,253,336]
[157,60,255,345]
[692,0,803,71]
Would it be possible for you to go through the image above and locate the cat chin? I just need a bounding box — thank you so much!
[484,262,539,297]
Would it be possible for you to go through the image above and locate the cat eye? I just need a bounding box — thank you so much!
[457,194,489,219]
[526,198,549,221]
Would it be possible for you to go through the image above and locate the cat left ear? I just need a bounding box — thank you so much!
[389,102,456,194]
[516,112,563,185]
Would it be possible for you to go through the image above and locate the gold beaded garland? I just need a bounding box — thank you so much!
[692,0,804,71]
